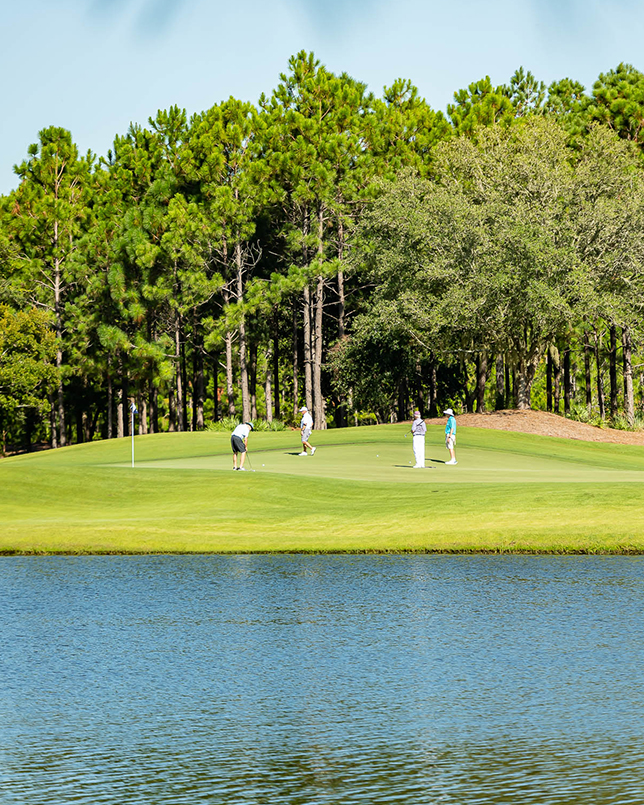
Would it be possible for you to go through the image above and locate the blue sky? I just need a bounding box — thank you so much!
[1,0,643,194]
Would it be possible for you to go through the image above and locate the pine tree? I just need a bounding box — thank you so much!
[5,127,93,445]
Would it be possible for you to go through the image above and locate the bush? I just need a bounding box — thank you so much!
[206,417,239,432]
[610,413,644,431]
[206,418,287,433]
[566,402,644,431]
[566,402,606,428]
[250,419,287,432]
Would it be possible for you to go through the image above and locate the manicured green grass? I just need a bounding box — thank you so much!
[2,423,644,553]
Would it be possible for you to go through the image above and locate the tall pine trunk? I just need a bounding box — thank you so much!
[546,351,552,412]
[563,344,571,416]
[149,380,158,434]
[168,388,176,432]
[225,330,235,416]
[336,219,346,427]
[222,253,236,418]
[54,255,66,447]
[273,314,280,420]
[476,353,487,412]
[213,354,220,422]
[623,326,635,426]
[292,301,299,417]
[236,241,251,423]
[609,324,618,419]
[429,357,437,418]
[303,284,313,411]
[250,343,257,421]
[550,345,561,413]
[117,387,124,438]
[415,360,424,414]
[583,331,592,415]
[496,354,505,411]
[107,358,113,439]
[594,327,605,420]
[174,314,184,432]
[181,338,189,432]
[222,285,235,417]
[265,345,273,424]
[193,324,205,431]
[49,393,58,449]
[313,274,326,429]
[139,396,148,435]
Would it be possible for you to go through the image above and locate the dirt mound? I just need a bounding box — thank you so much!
[424,409,644,446]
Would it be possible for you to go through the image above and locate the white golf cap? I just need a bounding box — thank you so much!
[444,408,454,416]
[299,406,308,412]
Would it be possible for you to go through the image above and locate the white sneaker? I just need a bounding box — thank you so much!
[445,459,457,465]
[311,447,316,455]
[413,464,424,468]
[238,467,247,471]
[298,452,307,456]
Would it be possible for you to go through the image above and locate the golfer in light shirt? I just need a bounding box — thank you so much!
[231,421,253,470]
[411,410,426,468]
[298,406,316,456]
[444,408,457,465]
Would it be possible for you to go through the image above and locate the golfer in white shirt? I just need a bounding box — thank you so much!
[231,421,253,470]
[411,410,427,468]
[298,406,316,456]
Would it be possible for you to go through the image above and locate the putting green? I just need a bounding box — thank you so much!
[2,423,644,553]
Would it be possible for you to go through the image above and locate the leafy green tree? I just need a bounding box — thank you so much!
[3,127,93,446]
[448,76,515,137]
[0,305,57,453]
[506,67,546,117]
[352,119,583,409]
[189,97,264,423]
[367,78,451,177]
[571,124,644,423]
[586,63,644,148]
[260,51,374,427]
[545,77,587,117]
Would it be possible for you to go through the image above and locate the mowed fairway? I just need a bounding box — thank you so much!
[2,423,644,553]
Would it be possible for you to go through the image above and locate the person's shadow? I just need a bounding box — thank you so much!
[394,464,436,468]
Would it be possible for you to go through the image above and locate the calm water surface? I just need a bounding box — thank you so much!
[1,555,643,804]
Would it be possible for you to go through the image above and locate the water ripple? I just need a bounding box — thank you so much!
[1,555,643,804]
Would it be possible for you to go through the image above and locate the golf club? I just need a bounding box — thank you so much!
[245,452,256,472]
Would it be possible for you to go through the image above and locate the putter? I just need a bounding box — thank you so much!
[245,453,256,472]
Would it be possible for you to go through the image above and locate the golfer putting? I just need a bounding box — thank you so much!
[444,408,457,464]
[231,421,254,470]
[411,409,427,468]
[298,406,316,456]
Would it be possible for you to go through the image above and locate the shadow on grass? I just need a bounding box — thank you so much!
[393,465,436,469]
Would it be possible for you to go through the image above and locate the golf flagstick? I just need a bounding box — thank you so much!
[130,401,138,468]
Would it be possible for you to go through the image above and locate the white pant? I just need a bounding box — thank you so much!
[412,434,425,467]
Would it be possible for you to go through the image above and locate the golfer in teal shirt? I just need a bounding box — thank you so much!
[444,408,457,465]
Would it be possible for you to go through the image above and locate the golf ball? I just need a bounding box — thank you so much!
[262,464,265,467]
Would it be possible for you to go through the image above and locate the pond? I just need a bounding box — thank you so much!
[1,555,643,804]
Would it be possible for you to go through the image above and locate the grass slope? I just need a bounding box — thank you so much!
[2,423,644,554]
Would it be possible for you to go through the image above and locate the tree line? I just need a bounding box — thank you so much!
[2,53,644,453]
